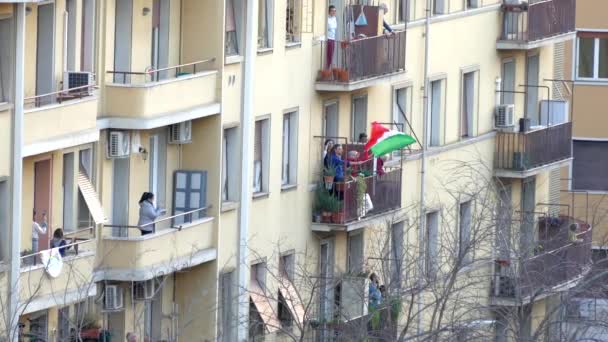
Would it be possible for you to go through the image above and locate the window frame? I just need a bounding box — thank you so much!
[281,110,298,187]
[257,0,274,50]
[225,0,244,57]
[285,0,302,44]
[351,94,368,142]
[572,140,608,192]
[458,200,473,265]
[425,211,439,277]
[576,35,608,81]
[347,231,364,274]
[253,118,271,195]
[392,84,412,135]
[429,77,446,147]
[222,126,239,202]
[460,68,479,139]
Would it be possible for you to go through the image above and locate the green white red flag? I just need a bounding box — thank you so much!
[364,122,416,157]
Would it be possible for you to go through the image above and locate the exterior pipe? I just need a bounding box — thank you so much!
[417,0,431,338]
[9,4,26,342]
[236,0,257,340]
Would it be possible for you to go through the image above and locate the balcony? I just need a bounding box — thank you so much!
[494,122,572,178]
[102,60,219,130]
[23,86,98,157]
[491,217,592,305]
[315,31,406,92]
[19,235,96,314]
[497,0,575,50]
[95,208,216,282]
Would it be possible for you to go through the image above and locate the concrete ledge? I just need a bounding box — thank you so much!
[23,128,99,157]
[495,158,572,179]
[496,31,575,50]
[315,71,406,92]
[22,285,97,315]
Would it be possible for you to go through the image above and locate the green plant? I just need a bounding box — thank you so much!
[314,184,331,213]
[370,308,381,330]
[323,163,336,177]
[326,194,342,213]
[355,175,367,213]
[390,298,402,321]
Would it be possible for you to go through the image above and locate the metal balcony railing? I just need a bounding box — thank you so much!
[318,31,406,84]
[500,0,575,43]
[106,58,215,85]
[494,122,572,172]
[492,217,592,300]
[24,84,97,109]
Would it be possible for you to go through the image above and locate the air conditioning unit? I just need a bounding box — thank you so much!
[495,104,515,128]
[104,285,124,311]
[133,279,156,300]
[63,71,95,95]
[107,131,131,159]
[168,121,192,144]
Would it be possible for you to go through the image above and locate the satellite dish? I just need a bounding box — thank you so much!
[40,248,63,278]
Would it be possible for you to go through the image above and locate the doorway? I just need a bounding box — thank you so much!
[36,3,55,106]
[34,159,52,252]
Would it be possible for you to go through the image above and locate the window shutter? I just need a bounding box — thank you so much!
[172,170,207,226]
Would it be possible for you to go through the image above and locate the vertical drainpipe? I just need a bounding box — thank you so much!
[237,0,257,341]
[8,4,25,342]
[417,0,431,337]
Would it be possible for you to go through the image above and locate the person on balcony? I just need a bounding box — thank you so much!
[369,273,383,310]
[138,192,164,236]
[323,139,334,166]
[326,5,338,69]
[50,228,71,257]
[32,211,47,255]
[328,144,347,182]
[379,4,395,36]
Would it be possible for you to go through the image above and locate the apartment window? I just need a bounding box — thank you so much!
[278,253,295,327]
[459,201,472,265]
[63,153,76,231]
[219,272,236,342]
[77,148,94,229]
[0,180,8,260]
[323,100,339,138]
[466,0,480,9]
[352,95,368,142]
[282,112,298,187]
[253,119,270,194]
[66,0,77,71]
[280,253,295,281]
[397,0,410,23]
[430,79,445,147]
[226,0,243,56]
[347,232,364,274]
[520,177,536,258]
[432,0,446,15]
[393,86,411,134]
[81,0,96,72]
[286,0,301,44]
[501,59,516,105]
[29,311,49,342]
[577,35,608,80]
[0,15,13,103]
[149,131,167,209]
[390,222,405,290]
[250,262,268,339]
[526,54,540,126]
[172,171,208,226]
[425,211,439,277]
[222,127,239,202]
[461,71,478,138]
[258,0,274,49]
[497,185,512,259]
[573,141,608,191]
[58,306,70,342]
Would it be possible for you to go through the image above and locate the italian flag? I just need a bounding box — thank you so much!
[364,122,416,157]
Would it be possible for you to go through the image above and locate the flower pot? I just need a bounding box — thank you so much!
[332,211,345,224]
[321,211,333,223]
[340,41,350,49]
[338,69,350,82]
[319,69,332,81]
[332,68,341,80]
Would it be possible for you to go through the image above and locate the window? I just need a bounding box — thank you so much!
[219,272,236,342]
[430,79,444,147]
[0,15,14,103]
[573,141,608,191]
[520,177,536,258]
[319,240,334,323]
[352,95,368,142]
[77,148,94,229]
[253,119,270,194]
[390,222,404,290]
[63,153,76,231]
[397,0,410,23]
[501,59,516,105]
[496,185,512,259]
[461,71,477,138]
[459,201,472,265]
[347,232,364,274]
[172,171,207,226]
[222,127,239,202]
[250,262,276,338]
[286,0,301,44]
[278,253,295,328]
[0,180,8,260]
[29,311,49,341]
[432,0,446,15]
[149,131,167,209]
[258,0,274,49]
[66,0,77,71]
[280,253,295,281]
[81,0,96,72]
[425,211,439,276]
[393,86,411,134]
[225,0,243,56]
[577,35,608,80]
[466,0,479,9]
[58,306,70,342]
[526,54,540,125]
[323,100,338,138]
[282,112,298,186]
[251,262,267,292]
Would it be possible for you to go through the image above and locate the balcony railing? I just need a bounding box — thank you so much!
[317,31,406,84]
[104,206,209,238]
[492,217,592,300]
[500,0,575,44]
[494,122,572,172]
[24,84,97,109]
[106,59,215,85]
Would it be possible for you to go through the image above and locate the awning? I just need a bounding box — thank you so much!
[77,170,107,224]
[278,278,307,327]
[250,281,280,333]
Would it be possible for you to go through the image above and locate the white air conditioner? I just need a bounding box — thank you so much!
[133,279,156,300]
[169,121,192,144]
[104,285,124,311]
[495,104,515,128]
[107,131,131,159]
[63,71,95,94]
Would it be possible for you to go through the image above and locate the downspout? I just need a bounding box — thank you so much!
[8,4,25,342]
[417,0,431,338]
[237,0,257,340]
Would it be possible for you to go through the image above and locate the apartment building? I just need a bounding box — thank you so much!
[0,0,596,341]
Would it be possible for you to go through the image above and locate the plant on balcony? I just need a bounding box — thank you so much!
[328,196,345,224]
[314,185,333,223]
[355,175,368,218]
[323,163,336,190]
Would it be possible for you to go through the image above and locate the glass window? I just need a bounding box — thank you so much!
[225,0,240,56]
[578,37,595,78]
[599,38,608,79]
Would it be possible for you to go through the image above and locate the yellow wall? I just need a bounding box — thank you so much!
[575,0,608,29]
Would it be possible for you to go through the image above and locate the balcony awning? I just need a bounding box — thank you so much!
[250,281,280,333]
[77,170,107,224]
[278,278,307,326]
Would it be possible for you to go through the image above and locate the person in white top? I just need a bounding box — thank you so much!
[32,211,47,255]
[326,5,338,69]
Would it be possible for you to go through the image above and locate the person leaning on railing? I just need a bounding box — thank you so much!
[379,3,395,37]
[137,192,166,236]
[50,228,72,257]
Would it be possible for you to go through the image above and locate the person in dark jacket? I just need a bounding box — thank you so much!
[379,3,395,35]
[50,228,71,257]
[137,192,164,235]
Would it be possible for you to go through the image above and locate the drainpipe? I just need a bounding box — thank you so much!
[417,0,431,338]
[236,0,257,341]
[8,4,25,342]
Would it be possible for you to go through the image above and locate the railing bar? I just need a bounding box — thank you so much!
[20,238,94,260]
[104,205,211,229]
[24,84,98,101]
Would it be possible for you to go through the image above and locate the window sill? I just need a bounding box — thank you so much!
[221,201,239,213]
[225,55,244,65]
[0,102,13,112]
[281,184,297,192]
[285,42,302,50]
[257,47,274,55]
[252,192,269,200]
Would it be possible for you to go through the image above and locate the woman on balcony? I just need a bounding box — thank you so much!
[137,192,164,236]
[326,5,338,69]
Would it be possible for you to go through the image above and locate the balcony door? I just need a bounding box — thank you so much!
[526,54,540,126]
[112,158,130,237]
[114,0,133,83]
[36,3,55,106]
[152,0,170,80]
[34,159,52,251]
[323,100,338,139]
[520,177,536,258]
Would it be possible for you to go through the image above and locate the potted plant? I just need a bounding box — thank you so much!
[338,69,350,82]
[318,69,332,81]
[330,196,345,224]
[315,185,332,223]
[355,175,367,218]
[323,164,336,190]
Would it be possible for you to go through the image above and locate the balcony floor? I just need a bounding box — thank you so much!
[496,31,575,50]
[312,208,404,233]
[315,70,405,92]
[494,157,572,179]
